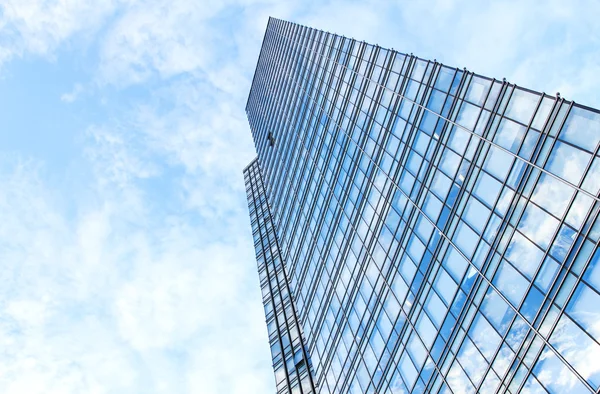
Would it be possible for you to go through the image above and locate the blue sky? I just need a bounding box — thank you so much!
[0,0,598,393]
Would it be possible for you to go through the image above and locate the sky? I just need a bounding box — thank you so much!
[0,0,598,393]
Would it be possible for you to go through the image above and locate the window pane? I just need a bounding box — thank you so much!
[493,260,528,307]
[559,106,600,153]
[550,314,600,389]
[566,282,600,340]
[546,141,590,185]
[534,345,589,394]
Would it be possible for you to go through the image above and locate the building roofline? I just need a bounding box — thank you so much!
[242,156,259,173]
[245,17,274,111]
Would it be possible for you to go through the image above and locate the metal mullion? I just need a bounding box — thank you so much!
[297,57,358,336]
[259,30,290,161]
[250,33,275,148]
[511,138,600,393]
[278,29,336,258]
[276,66,321,246]
[402,61,446,201]
[361,52,405,256]
[429,81,534,391]
[246,17,274,110]
[265,27,314,181]
[292,118,349,302]
[282,109,408,394]
[296,128,343,338]
[271,79,306,214]
[288,34,331,199]
[305,47,383,375]
[263,33,300,186]
[382,60,445,325]
[491,103,599,393]
[354,50,397,256]
[269,26,600,203]
[514,229,600,394]
[257,160,319,394]
[425,81,521,391]
[475,167,561,392]
[390,69,476,392]
[252,173,297,371]
[266,41,597,392]
[288,53,340,294]
[286,111,332,298]
[477,100,560,389]
[248,165,294,393]
[484,99,573,390]
[275,74,457,394]
[380,55,420,192]
[460,91,561,339]
[280,60,329,272]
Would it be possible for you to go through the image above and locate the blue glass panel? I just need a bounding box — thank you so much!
[535,256,560,292]
[416,312,437,348]
[444,247,469,283]
[434,268,458,306]
[584,247,600,292]
[581,157,600,195]
[520,286,544,323]
[530,173,572,218]
[435,68,454,92]
[440,313,456,341]
[550,314,600,389]
[457,337,487,385]
[481,287,515,335]
[423,194,443,222]
[469,312,501,361]
[473,172,502,208]
[494,118,526,153]
[484,146,513,182]
[399,352,418,389]
[566,282,600,342]
[447,127,470,156]
[522,374,547,394]
[546,141,591,185]
[559,106,600,153]
[466,76,490,106]
[518,203,560,250]
[427,89,446,113]
[505,231,545,279]
[425,290,447,327]
[389,368,409,394]
[464,196,490,234]
[407,334,427,369]
[505,89,538,125]
[453,221,479,258]
[447,360,475,393]
[440,149,461,178]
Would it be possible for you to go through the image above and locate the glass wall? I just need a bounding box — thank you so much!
[245,159,317,394]
[246,17,600,394]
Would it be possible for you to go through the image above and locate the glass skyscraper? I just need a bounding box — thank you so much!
[244,17,600,394]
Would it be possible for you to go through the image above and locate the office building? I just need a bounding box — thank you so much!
[244,17,600,394]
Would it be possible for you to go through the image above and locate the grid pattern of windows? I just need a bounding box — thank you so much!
[245,159,317,394]
[245,17,600,394]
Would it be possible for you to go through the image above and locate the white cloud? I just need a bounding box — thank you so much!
[60,83,84,103]
[98,0,230,85]
[0,0,118,65]
[0,147,273,393]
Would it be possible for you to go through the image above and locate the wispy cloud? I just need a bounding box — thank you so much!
[60,83,84,103]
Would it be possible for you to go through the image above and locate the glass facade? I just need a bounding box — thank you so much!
[245,158,317,394]
[244,17,600,394]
